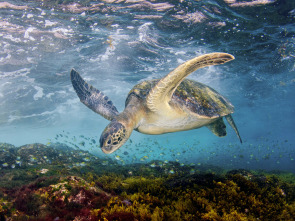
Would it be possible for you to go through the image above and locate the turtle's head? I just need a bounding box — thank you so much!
[99,120,129,154]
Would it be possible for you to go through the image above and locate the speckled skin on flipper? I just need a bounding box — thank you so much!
[71,52,242,154]
[71,69,119,121]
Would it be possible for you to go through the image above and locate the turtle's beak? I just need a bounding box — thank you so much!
[101,145,115,154]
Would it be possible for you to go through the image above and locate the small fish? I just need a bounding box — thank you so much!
[102,161,108,165]
[115,155,121,160]
[189,169,195,174]
[169,170,175,174]
[11,164,15,169]
[2,163,8,167]
[80,162,86,166]
[30,156,37,163]
[150,163,156,168]
[83,157,90,162]
[263,154,270,160]
[40,168,49,174]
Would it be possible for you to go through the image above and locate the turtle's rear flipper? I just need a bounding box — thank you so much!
[70,69,119,121]
[207,118,227,137]
[225,114,242,143]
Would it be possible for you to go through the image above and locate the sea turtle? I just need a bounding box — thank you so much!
[71,52,242,154]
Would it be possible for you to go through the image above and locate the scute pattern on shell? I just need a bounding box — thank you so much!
[125,79,159,106]
[126,79,234,118]
[174,79,234,117]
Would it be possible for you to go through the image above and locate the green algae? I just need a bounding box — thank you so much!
[0,143,294,220]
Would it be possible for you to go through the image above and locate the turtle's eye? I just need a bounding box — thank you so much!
[100,121,126,154]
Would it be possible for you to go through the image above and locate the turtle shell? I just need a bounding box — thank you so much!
[126,79,234,118]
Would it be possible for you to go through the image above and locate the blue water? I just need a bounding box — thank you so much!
[0,0,294,172]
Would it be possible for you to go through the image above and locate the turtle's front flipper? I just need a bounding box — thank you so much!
[146,53,234,112]
[70,69,119,121]
[225,114,242,143]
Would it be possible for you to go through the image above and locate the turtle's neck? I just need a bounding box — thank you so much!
[115,96,144,130]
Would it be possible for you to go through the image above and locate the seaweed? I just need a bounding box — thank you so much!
[0,143,294,220]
